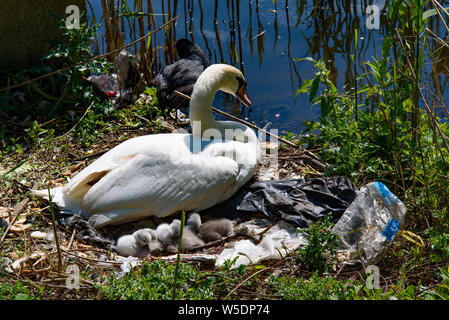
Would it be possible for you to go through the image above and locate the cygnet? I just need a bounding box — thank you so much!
[156,216,205,253]
[142,228,164,255]
[156,219,181,253]
[198,218,234,242]
[185,213,201,232]
[115,229,153,257]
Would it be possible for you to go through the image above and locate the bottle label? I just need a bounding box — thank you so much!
[374,182,394,205]
[382,218,401,242]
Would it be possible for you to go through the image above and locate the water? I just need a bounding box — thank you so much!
[87,0,392,133]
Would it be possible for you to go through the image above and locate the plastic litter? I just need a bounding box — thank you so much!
[212,176,358,227]
[332,182,407,265]
[0,257,13,274]
[87,50,142,103]
[215,219,308,269]
[30,231,47,240]
[88,74,119,95]
[118,256,141,278]
[66,214,114,248]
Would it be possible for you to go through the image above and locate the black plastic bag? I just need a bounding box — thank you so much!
[203,176,358,228]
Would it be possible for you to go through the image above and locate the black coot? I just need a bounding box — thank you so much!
[154,38,208,109]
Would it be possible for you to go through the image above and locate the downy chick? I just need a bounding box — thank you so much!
[115,229,153,257]
[142,228,164,255]
[176,214,205,250]
[156,219,181,253]
[198,218,234,243]
[185,213,201,232]
[156,216,204,253]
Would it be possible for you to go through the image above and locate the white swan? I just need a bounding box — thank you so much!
[32,64,260,228]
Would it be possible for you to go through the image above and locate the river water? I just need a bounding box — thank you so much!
[88,0,392,134]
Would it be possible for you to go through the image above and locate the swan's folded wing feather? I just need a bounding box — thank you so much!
[81,153,239,217]
[63,157,123,199]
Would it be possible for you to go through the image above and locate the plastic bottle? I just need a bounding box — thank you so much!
[332,182,407,265]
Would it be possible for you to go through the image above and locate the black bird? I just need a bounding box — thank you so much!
[154,38,208,110]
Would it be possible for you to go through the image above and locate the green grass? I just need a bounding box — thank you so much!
[0,279,44,300]
[97,260,248,300]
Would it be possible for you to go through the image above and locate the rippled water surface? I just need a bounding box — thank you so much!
[89,0,390,133]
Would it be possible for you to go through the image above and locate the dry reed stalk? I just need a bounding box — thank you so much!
[101,0,113,54]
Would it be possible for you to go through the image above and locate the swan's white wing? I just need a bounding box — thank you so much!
[82,153,239,227]
[62,134,188,204]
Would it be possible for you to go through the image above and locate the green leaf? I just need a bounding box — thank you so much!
[296,79,312,95]
[382,35,393,58]
[146,34,152,51]
[253,265,267,270]
[423,7,449,21]
[294,57,317,64]
[309,76,320,103]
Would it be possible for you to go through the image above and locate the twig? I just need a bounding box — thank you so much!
[256,224,274,245]
[67,229,77,250]
[60,249,122,266]
[223,267,271,300]
[47,186,63,271]
[40,118,56,128]
[60,101,95,138]
[172,210,186,300]
[189,234,240,252]
[0,198,29,247]
[251,30,266,40]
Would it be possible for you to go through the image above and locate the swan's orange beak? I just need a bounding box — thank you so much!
[236,85,252,107]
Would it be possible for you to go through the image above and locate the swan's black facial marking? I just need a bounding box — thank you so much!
[236,76,246,88]
[235,76,251,107]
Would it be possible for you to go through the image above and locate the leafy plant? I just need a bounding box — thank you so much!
[297,217,339,274]
[97,260,214,300]
[0,279,44,300]
[432,267,449,300]
[42,13,113,115]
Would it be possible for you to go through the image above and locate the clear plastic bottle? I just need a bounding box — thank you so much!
[332,182,407,265]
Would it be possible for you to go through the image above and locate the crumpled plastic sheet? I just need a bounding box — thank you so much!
[215,219,308,269]
[204,176,358,228]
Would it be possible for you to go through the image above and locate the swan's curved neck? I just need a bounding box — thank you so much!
[189,70,221,136]
[188,65,259,148]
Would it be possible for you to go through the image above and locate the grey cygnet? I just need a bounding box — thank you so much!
[156,215,205,253]
[155,219,181,253]
[141,228,164,255]
[198,218,234,242]
[185,213,201,232]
